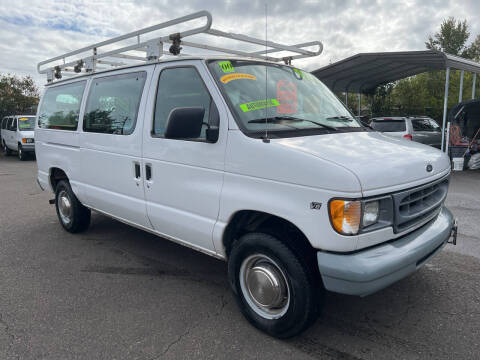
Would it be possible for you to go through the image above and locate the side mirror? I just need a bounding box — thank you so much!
[206,126,219,143]
[164,107,205,140]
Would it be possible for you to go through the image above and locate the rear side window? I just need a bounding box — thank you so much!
[153,67,211,139]
[1,118,8,129]
[38,81,86,130]
[83,72,147,135]
[412,118,440,132]
[371,120,406,132]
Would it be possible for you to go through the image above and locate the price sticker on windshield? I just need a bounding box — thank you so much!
[239,99,280,112]
[219,61,235,73]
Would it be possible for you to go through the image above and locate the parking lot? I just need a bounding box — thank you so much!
[0,153,479,360]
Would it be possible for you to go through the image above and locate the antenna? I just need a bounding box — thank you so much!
[263,3,270,143]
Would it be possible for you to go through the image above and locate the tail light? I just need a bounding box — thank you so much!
[403,134,413,140]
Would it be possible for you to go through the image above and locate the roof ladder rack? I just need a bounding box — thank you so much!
[38,10,323,83]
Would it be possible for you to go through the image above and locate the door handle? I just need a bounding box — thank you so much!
[134,163,141,179]
[145,164,152,181]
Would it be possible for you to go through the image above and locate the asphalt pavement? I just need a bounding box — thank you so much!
[1,152,479,360]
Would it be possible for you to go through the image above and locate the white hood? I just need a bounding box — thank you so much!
[19,130,35,138]
[276,131,450,193]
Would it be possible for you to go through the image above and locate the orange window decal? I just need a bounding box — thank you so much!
[276,80,297,114]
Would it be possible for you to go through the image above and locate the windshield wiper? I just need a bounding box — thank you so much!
[248,116,338,131]
[325,115,356,122]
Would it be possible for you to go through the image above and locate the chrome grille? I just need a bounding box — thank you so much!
[392,177,449,233]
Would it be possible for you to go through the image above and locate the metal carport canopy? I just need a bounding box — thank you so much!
[311,50,480,94]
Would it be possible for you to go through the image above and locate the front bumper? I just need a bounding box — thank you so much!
[21,144,35,152]
[317,206,455,297]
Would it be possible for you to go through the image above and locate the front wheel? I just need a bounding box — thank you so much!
[18,145,27,161]
[55,180,91,233]
[228,232,321,338]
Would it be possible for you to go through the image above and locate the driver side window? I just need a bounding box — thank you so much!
[153,67,212,140]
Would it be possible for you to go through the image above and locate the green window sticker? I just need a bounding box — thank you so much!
[239,99,280,112]
[219,61,235,73]
[293,68,303,79]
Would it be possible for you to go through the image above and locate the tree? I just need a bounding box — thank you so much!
[0,74,40,120]
[425,17,472,58]
[466,35,480,61]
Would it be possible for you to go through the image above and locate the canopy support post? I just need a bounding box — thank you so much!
[441,67,450,152]
[459,70,464,102]
[358,93,361,117]
[473,73,477,99]
[345,92,348,106]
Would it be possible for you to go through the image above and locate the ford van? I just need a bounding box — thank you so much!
[35,11,457,338]
[2,115,36,160]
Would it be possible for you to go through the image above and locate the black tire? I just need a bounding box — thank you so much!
[228,232,321,338]
[3,142,11,156]
[55,180,91,233]
[18,144,27,161]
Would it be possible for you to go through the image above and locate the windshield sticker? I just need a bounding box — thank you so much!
[219,61,235,73]
[276,80,297,114]
[293,68,303,80]
[239,99,280,112]
[220,73,256,84]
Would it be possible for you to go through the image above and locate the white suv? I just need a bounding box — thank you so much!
[1,115,36,160]
[35,57,456,338]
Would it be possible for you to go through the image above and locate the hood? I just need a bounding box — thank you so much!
[275,131,450,194]
[19,130,34,138]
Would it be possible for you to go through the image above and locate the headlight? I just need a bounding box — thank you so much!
[363,200,379,227]
[22,138,34,143]
[329,199,382,235]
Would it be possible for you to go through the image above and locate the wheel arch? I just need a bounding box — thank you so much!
[222,210,317,267]
[49,167,69,192]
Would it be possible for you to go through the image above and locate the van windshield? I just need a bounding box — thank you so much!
[208,60,361,136]
[17,116,36,131]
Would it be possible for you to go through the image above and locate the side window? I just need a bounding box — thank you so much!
[10,118,17,131]
[38,81,86,130]
[1,118,7,129]
[153,67,212,140]
[83,72,146,135]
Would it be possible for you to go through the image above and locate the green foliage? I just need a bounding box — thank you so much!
[425,17,472,57]
[0,74,39,119]
[369,17,480,122]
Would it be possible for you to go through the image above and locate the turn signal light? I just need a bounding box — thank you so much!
[22,138,27,143]
[329,200,361,235]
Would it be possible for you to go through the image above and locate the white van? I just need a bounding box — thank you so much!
[1,115,36,160]
[35,12,457,338]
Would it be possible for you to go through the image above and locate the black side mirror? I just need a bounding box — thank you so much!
[206,126,219,143]
[164,107,205,140]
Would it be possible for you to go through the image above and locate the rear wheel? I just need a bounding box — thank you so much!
[228,232,321,338]
[18,144,27,161]
[55,180,91,233]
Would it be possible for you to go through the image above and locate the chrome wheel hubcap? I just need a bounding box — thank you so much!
[240,254,290,319]
[58,190,72,224]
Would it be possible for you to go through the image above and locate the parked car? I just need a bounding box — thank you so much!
[1,115,36,160]
[35,59,456,337]
[370,116,442,148]
[0,116,9,145]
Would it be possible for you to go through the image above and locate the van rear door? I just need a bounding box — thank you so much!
[79,68,153,228]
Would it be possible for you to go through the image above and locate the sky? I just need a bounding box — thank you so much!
[1,0,479,88]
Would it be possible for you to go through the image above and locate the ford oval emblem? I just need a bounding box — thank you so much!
[426,164,433,172]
